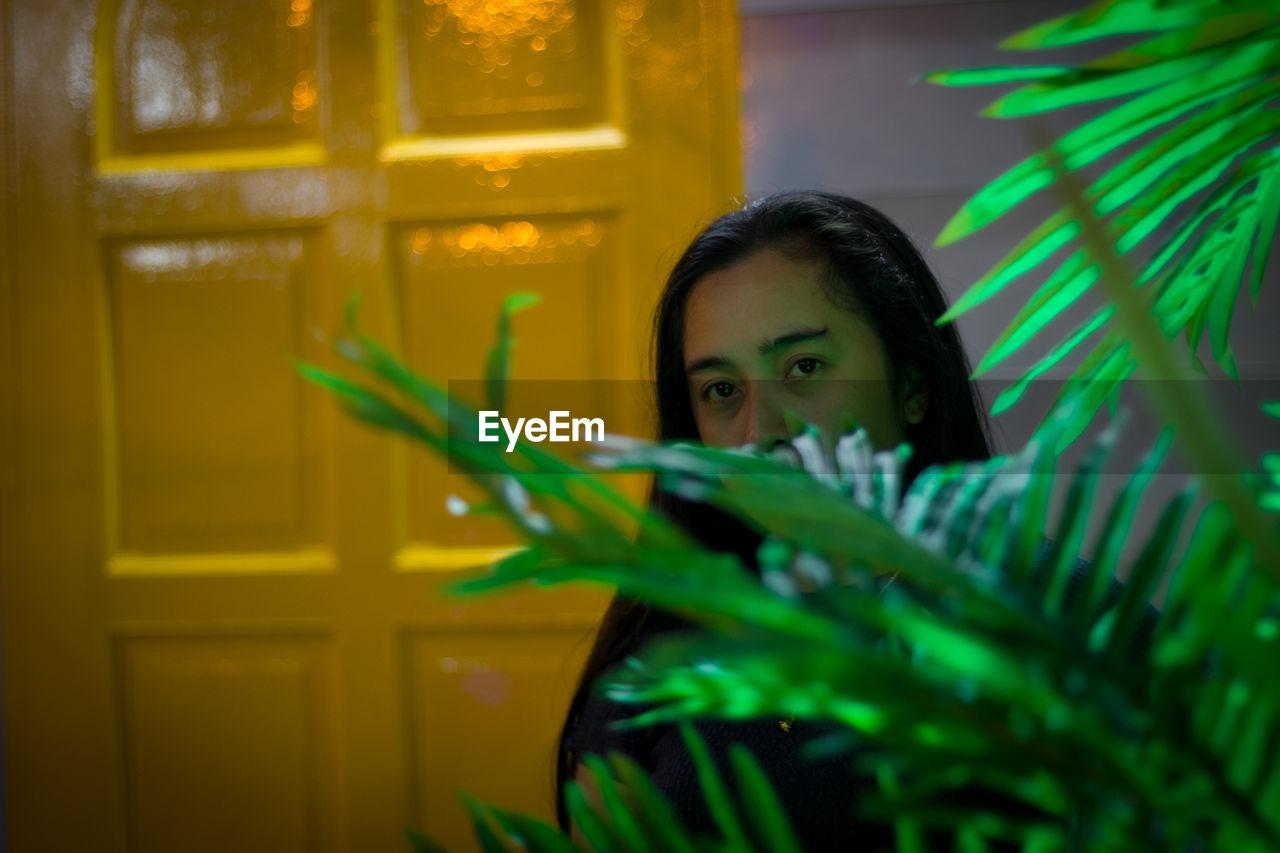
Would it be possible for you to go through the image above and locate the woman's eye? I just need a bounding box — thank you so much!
[704,381,737,402]
[789,358,822,378]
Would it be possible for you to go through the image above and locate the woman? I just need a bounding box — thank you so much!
[554,190,996,849]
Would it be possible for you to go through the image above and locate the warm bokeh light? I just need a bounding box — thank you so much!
[409,218,600,266]
[286,0,312,29]
[424,0,576,78]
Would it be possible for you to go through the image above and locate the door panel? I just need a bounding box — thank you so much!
[3,1,740,851]
[115,631,337,853]
[105,232,333,564]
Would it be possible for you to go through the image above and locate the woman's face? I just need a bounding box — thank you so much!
[681,248,924,452]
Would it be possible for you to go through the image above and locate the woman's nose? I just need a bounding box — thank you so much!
[741,383,790,449]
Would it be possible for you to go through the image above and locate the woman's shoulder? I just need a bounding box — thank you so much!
[564,688,663,765]
[563,602,705,766]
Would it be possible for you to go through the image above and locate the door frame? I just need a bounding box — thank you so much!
[1,0,18,847]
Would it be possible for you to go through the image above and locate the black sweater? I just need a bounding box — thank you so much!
[563,541,1161,851]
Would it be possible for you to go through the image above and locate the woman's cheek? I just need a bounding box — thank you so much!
[819,386,899,449]
[693,408,734,448]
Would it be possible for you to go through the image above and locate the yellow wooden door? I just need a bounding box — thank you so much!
[1,1,741,851]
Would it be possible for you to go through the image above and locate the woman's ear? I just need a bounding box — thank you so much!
[900,364,929,425]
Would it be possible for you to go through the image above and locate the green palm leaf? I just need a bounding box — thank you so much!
[928,0,1280,438]
[578,754,651,853]
[446,724,804,851]
[725,745,804,853]
[935,49,1278,246]
[1000,1,1280,50]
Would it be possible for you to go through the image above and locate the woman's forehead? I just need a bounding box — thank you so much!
[682,250,858,360]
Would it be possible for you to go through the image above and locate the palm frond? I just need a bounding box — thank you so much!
[435,726,802,853]
[594,406,1280,848]
[1263,401,1280,511]
[926,0,1280,435]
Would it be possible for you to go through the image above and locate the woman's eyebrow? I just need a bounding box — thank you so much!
[685,326,829,374]
[759,326,829,356]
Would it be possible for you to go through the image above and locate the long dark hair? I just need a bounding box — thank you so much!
[552,190,994,830]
